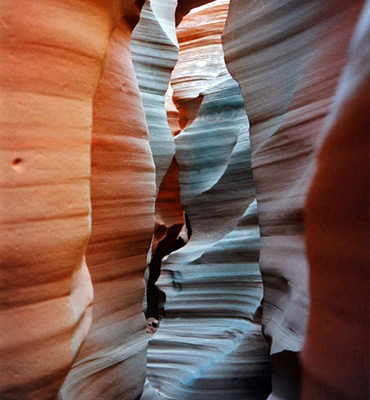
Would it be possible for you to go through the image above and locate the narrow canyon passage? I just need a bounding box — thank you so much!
[136,2,271,398]
[1,1,369,400]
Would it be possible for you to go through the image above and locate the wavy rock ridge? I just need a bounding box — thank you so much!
[132,0,179,192]
[143,2,271,399]
[223,0,366,398]
[0,1,138,398]
[59,9,156,399]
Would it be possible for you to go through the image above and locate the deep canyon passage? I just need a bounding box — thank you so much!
[0,1,369,400]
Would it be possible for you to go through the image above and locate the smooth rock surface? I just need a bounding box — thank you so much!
[59,11,155,400]
[223,1,365,398]
[0,1,136,398]
[144,2,271,398]
[303,1,370,398]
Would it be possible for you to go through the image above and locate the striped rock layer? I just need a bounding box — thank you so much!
[223,0,365,398]
[143,2,271,399]
[132,0,178,193]
[131,4,185,361]
[59,10,156,400]
[0,1,141,399]
[1,1,368,399]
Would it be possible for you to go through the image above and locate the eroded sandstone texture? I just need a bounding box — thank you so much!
[132,0,178,192]
[223,1,365,398]
[0,1,137,399]
[142,2,271,398]
[60,9,155,400]
[1,0,369,399]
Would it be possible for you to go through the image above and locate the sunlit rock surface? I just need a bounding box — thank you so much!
[304,2,370,399]
[143,2,271,399]
[132,0,179,192]
[0,1,137,399]
[59,10,156,400]
[223,0,365,398]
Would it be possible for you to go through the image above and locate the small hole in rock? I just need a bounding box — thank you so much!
[12,158,22,166]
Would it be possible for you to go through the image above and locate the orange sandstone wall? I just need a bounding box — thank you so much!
[2,1,368,399]
[0,1,156,399]
[60,11,155,400]
[0,1,136,399]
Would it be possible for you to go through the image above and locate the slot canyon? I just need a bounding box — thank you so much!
[0,0,369,399]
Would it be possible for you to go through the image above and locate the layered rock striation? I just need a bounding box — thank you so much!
[131,0,185,341]
[223,0,365,398]
[0,1,139,398]
[143,2,271,398]
[60,8,156,400]
[2,1,369,399]
[132,0,179,193]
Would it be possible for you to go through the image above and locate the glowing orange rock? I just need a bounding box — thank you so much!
[60,13,155,400]
[0,1,149,399]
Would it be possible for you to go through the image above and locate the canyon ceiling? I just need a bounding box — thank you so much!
[0,1,369,400]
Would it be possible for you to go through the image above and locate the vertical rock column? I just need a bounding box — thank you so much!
[59,7,156,400]
[223,0,364,398]
[304,2,370,399]
[0,1,134,399]
[144,2,271,399]
[132,0,179,192]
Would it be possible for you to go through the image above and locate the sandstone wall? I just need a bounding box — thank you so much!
[223,0,365,398]
[0,1,138,398]
[143,2,271,398]
[303,1,370,398]
[59,10,156,400]
[131,1,185,346]
[2,0,368,399]
[132,0,178,193]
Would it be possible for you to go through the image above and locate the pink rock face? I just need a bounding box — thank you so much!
[0,1,136,399]
[59,16,156,400]
[223,0,365,398]
[303,2,370,399]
